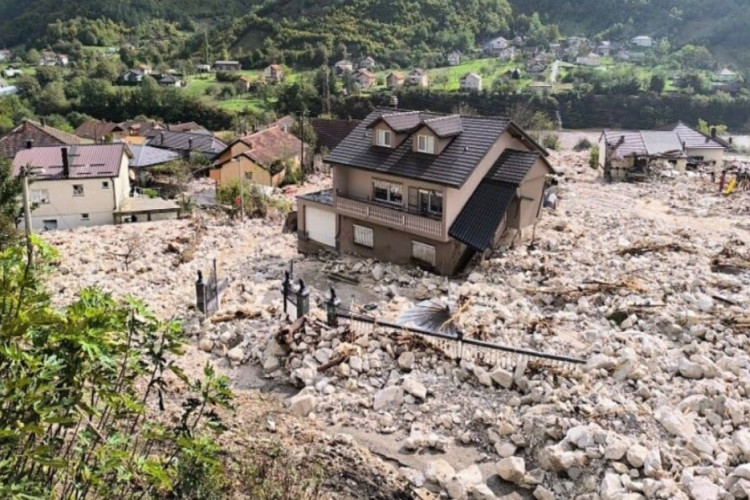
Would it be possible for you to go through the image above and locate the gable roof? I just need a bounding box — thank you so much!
[486,149,540,185]
[215,126,305,170]
[75,120,125,141]
[387,71,405,79]
[421,115,463,138]
[328,109,514,188]
[128,144,180,168]
[666,122,726,150]
[148,130,226,155]
[603,130,687,159]
[0,120,89,159]
[12,144,130,180]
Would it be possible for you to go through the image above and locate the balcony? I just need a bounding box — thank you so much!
[335,191,445,240]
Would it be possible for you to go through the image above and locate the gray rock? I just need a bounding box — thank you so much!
[471,484,497,500]
[373,386,404,410]
[679,359,704,379]
[533,485,555,500]
[627,444,648,468]
[263,355,281,373]
[655,405,696,440]
[227,346,244,363]
[600,473,624,500]
[424,459,455,486]
[199,338,214,352]
[490,367,514,388]
[495,441,517,458]
[402,377,427,400]
[398,351,415,371]
[456,464,483,487]
[288,393,315,417]
[685,476,721,500]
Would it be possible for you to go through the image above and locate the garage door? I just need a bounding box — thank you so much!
[305,207,336,247]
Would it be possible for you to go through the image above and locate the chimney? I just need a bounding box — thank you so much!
[61,147,69,178]
[41,117,46,128]
[188,138,193,150]
[26,139,33,149]
[710,126,717,139]
[160,132,164,145]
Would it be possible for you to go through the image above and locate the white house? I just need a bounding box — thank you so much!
[12,144,178,230]
[484,36,509,55]
[459,72,482,91]
[447,51,461,66]
[714,68,738,83]
[407,69,429,88]
[359,56,376,70]
[335,59,354,75]
[631,36,654,48]
[497,47,516,62]
[576,53,602,66]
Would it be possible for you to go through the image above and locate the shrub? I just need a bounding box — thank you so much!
[217,180,270,219]
[574,137,593,151]
[542,134,561,150]
[589,146,600,169]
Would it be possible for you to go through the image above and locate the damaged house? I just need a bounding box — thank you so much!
[296,109,554,275]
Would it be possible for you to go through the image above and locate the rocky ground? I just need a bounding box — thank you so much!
[42,152,750,499]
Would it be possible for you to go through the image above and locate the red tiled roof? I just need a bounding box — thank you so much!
[12,144,130,180]
[0,120,89,159]
[74,120,125,141]
[216,126,305,170]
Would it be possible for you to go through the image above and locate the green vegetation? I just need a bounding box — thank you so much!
[589,146,599,169]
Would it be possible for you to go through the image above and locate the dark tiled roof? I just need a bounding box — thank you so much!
[487,149,539,185]
[603,130,686,159]
[129,144,180,168]
[167,121,206,133]
[0,120,89,159]
[148,131,226,156]
[669,122,726,150]
[423,115,463,138]
[329,109,511,188]
[311,118,361,151]
[12,144,129,179]
[367,111,422,133]
[449,181,515,251]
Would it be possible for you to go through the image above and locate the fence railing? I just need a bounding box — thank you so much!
[335,193,445,240]
[282,274,587,372]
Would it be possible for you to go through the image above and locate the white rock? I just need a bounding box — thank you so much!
[404,430,426,451]
[373,386,404,410]
[604,434,630,461]
[655,405,696,440]
[227,346,244,363]
[497,457,526,484]
[686,476,721,500]
[288,393,315,417]
[600,472,624,500]
[627,444,649,468]
[533,485,555,500]
[424,459,455,486]
[398,351,415,370]
[495,441,517,458]
[199,338,214,352]
[471,484,497,500]
[349,356,363,372]
[456,464,483,487]
[263,355,281,373]
[566,425,595,449]
[399,467,425,487]
[490,367,514,388]
[679,359,704,379]
[402,377,427,400]
[445,476,468,499]
[372,264,384,281]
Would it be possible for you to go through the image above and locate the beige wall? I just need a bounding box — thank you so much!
[371,122,408,149]
[507,159,548,229]
[411,126,451,155]
[687,147,724,165]
[444,132,529,228]
[210,156,292,187]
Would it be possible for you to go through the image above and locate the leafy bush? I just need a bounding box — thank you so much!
[542,134,561,150]
[589,146,600,169]
[574,137,593,151]
[217,180,270,219]
[0,240,234,498]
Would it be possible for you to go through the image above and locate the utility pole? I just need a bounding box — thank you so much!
[20,165,34,266]
[300,113,306,185]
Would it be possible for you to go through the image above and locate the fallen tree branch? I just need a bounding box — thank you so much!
[618,242,695,256]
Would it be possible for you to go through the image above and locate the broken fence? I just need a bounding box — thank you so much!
[280,274,587,374]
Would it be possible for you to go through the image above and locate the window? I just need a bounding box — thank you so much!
[416,135,435,154]
[376,129,393,147]
[73,184,84,197]
[31,189,50,204]
[412,241,436,267]
[418,189,443,216]
[244,172,253,180]
[42,219,57,231]
[101,181,110,189]
[353,225,374,248]
[81,213,90,221]
[373,179,402,205]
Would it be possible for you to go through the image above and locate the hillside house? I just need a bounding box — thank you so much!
[528,82,553,95]
[0,49,11,61]
[296,109,555,275]
[386,72,405,90]
[2,67,22,78]
[459,73,482,91]
[214,60,241,71]
[447,51,461,66]
[148,130,226,161]
[0,119,90,159]
[196,64,212,73]
[236,75,252,92]
[595,41,613,57]
[335,60,354,75]
[121,69,145,84]
[138,64,153,75]
[354,69,376,90]
[576,53,602,67]
[664,122,728,164]
[631,36,654,48]
[359,56,376,70]
[497,47,516,62]
[74,120,127,142]
[40,51,68,66]
[209,125,307,188]
[264,64,284,84]
[407,69,429,88]
[159,74,183,87]
[714,68,738,83]
[484,36,510,55]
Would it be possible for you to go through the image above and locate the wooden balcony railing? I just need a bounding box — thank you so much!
[335,193,445,240]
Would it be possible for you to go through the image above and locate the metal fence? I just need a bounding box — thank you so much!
[195,259,228,316]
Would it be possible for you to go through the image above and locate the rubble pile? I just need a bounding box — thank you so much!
[43,150,750,499]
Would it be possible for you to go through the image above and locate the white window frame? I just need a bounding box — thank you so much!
[353,224,374,248]
[412,241,436,267]
[101,181,110,190]
[373,179,403,205]
[31,189,50,204]
[376,129,393,147]
[416,135,435,154]
[73,184,84,197]
[418,189,443,216]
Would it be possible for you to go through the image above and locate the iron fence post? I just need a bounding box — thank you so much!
[282,271,292,314]
[196,270,206,315]
[296,279,310,318]
[456,330,464,364]
[327,287,341,327]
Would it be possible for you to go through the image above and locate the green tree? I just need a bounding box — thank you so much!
[0,157,22,247]
[649,74,666,94]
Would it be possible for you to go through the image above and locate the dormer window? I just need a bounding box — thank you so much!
[376,129,393,147]
[416,135,435,154]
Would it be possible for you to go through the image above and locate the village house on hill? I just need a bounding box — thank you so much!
[335,59,354,75]
[459,73,482,92]
[214,60,242,72]
[359,56,376,70]
[447,51,461,66]
[0,119,90,159]
[386,72,405,90]
[210,125,307,188]
[407,69,429,88]
[12,144,179,230]
[264,64,284,84]
[354,69,376,90]
[296,109,555,275]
